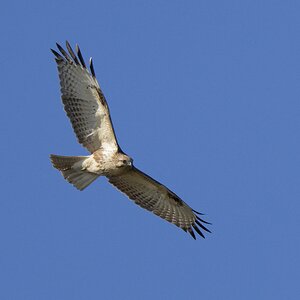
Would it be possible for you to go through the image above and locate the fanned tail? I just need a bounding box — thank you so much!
[50,154,99,190]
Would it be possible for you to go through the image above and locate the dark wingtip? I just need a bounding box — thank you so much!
[56,42,73,63]
[65,41,80,65]
[196,215,212,225]
[195,219,211,233]
[192,224,205,238]
[192,209,205,215]
[50,48,63,60]
[76,44,86,68]
[90,57,96,77]
[187,227,196,240]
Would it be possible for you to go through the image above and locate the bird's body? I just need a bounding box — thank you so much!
[91,150,132,176]
[50,41,211,239]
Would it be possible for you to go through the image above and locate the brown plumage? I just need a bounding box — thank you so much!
[50,41,211,239]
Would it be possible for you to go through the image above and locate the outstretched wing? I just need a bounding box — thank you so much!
[51,41,119,153]
[108,167,211,239]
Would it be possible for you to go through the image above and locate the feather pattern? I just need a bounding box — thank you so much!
[52,42,119,153]
[108,167,211,239]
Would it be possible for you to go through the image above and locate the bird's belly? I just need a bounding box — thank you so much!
[83,154,124,176]
[81,156,104,174]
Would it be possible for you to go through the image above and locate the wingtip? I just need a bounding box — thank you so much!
[76,43,86,68]
[192,209,205,215]
[65,40,80,65]
[90,57,96,77]
[195,219,211,233]
[196,215,212,225]
[50,48,63,60]
[192,223,205,238]
[56,42,72,62]
[187,227,196,240]
[56,42,64,53]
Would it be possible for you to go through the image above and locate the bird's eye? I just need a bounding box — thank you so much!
[123,160,127,164]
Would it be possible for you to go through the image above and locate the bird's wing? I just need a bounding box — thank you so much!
[51,41,120,153]
[108,166,211,239]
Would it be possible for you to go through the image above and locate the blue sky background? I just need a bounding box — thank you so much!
[0,1,299,299]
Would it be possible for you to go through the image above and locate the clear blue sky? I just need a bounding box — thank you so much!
[0,1,299,299]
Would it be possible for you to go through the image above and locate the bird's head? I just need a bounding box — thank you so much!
[116,154,133,168]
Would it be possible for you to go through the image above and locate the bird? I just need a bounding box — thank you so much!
[50,41,211,240]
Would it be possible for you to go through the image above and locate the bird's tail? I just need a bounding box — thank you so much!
[50,154,99,191]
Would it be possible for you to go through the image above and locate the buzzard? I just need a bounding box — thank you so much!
[50,42,211,239]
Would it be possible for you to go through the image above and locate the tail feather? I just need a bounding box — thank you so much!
[50,154,99,191]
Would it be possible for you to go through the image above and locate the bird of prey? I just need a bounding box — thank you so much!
[50,41,211,239]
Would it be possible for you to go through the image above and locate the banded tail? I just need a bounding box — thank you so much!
[50,154,99,191]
